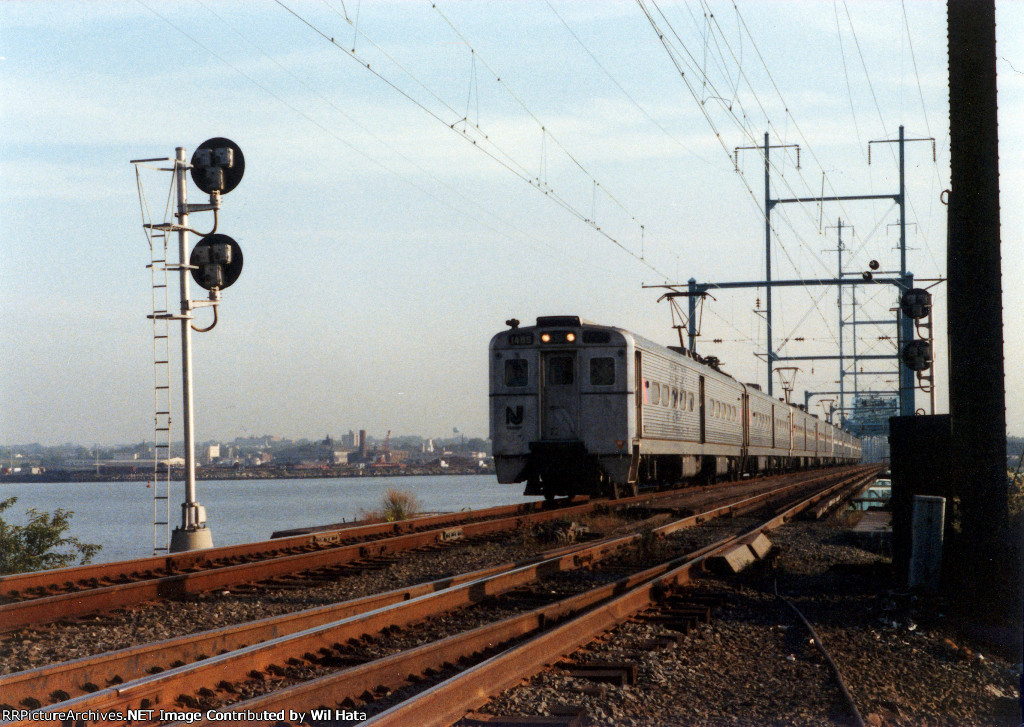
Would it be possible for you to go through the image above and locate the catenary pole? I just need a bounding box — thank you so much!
[946,0,1009,618]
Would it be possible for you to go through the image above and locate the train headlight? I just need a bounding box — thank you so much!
[566,332,576,342]
[541,333,551,343]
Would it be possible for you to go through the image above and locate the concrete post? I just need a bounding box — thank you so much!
[908,495,945,590]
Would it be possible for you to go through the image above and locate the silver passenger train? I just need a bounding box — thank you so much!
[489,316,862,499]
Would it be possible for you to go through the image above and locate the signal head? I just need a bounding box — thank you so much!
[191,138,245,194]
[190,234,244,291]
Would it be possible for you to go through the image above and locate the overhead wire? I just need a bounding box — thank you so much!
[665,0,852,308]
[276,0,672,279]
[542,0,715,167]
[832,1,864,156]
[679,2,839,341]
[142,0,621,278]
[632,0,798,353]
[843,1,936,274]
[426,2,656,257]
[899,0,946,276]
[644,0,931,373]
[698,0,904,313]
[639,0,842,352]
[197,1,630,276]
[532,1,765,348]
[702,2,935,346]
[723,3,867,268]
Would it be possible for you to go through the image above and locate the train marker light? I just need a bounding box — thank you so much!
[191,137,245,195]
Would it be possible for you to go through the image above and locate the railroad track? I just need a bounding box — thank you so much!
[0,500,578,604]
[0,499,606,633]
[0,465,879,726]
[360,465,882,727]
[0,468,865,633]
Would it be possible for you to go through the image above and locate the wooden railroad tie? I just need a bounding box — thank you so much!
[558,660,637,686]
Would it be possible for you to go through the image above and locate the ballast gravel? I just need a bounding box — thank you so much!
[472,520,1020,727]
[1,508,1019,727]
[0,537,545,675]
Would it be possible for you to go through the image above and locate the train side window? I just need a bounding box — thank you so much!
[505,359,528,387]
[662,387,670,407]
[547,356,574,385]
[671,389,679,408]
[650,383,661,405]
[688,393,694,411]
[589,357,615,386]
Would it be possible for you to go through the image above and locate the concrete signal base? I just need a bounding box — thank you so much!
[170,526,214,553]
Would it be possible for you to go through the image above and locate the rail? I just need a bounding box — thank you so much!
[0,467,867,632]
[0,467,877,724]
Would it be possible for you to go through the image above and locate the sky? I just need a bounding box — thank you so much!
[1,1,1022,446]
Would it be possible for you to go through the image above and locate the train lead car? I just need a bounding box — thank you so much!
[489,316,862,500]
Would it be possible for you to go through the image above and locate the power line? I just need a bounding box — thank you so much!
[145,0,621,278]
[639,0,843,349]
[542,0,714,167]
[276,0,672,278]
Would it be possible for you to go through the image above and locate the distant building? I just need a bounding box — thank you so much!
[204,444,221,464]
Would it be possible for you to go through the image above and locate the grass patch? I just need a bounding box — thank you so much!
[381,488,420,522]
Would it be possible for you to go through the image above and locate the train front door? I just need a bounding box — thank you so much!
[540,351,579,440]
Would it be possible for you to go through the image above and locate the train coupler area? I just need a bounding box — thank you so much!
[525,441,598,496]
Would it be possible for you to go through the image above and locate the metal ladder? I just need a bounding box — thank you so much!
[149,232,172,555]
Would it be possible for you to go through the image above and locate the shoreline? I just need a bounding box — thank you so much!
[0,465,491,485]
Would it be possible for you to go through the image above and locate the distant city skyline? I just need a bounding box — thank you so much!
[3,2,1022,445]
[0,429,490,452]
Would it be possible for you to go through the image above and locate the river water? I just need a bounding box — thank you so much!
[0,474,537,564]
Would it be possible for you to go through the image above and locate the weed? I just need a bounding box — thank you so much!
[381,489,420,522]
